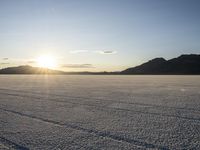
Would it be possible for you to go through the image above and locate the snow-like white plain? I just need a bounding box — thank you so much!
[0,75,200,150]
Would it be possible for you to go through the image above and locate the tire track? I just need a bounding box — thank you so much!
[0,91,200,122]
[0,88,199,112]
[0,107,169,150]
[0,136,29,150]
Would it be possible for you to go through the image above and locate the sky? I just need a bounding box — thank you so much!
[0,0,200,71]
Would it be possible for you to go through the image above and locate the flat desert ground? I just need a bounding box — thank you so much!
[0,75,200,150]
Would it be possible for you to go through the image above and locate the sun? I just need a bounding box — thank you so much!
[36,55,57,69]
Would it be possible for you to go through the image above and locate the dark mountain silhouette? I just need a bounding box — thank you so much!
[121,54,200,74]
[0,65,65,74]
[0,65,119,75]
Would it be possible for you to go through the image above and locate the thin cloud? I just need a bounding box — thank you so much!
[2,58,9,60]
[62,64,94,68]
[95,50,117,54]
[69,50,89,54]
[27,60,36,64]
[0,62,10,65]
[69,50,117,55]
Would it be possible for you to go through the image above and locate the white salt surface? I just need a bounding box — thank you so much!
[0,75,200,149]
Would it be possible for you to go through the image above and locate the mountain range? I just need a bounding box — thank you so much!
[0,54,200,75]
[121,54,200,74]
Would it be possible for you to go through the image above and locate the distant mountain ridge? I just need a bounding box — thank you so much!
[0,65,117,75]
[0,65,65,74]
[121,54,200,74]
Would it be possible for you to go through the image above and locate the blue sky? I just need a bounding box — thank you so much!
[0,0,200,71]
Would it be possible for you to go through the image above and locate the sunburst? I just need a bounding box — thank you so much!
[36,55,57,69]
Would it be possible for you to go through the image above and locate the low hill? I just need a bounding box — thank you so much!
[121,54,200,74]
[0,65,65,74]
[0,65,119,75]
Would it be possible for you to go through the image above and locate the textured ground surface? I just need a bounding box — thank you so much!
[0,75,200,150]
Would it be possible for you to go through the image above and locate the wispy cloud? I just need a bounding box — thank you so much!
[27,60,36,64]
[69,50,89,54]
[69,50,117,55]
[95,50,117,54]
[1,58,10,65]
[62,64,94,68]
[0,62,10,65]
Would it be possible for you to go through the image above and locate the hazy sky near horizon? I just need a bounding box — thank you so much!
[0,0,200,71]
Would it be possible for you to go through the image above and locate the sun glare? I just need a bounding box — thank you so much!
[36,55,57,69]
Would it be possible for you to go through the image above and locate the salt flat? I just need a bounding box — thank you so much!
[0,75,200,150]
